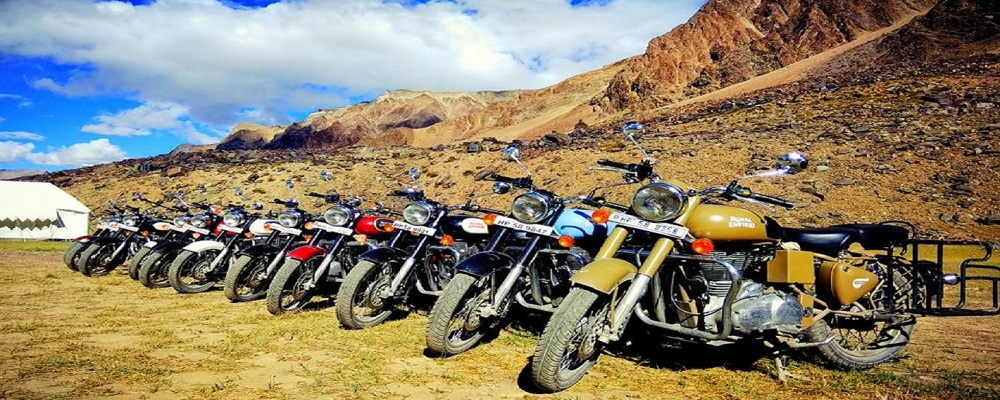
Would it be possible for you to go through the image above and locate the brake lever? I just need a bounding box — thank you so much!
[732,195,776,212]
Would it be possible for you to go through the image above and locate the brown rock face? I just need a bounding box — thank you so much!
[597,0,937,111]
[217,123,284,151]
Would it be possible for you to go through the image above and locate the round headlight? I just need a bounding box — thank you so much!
[191,214,210,228]
[403,202,434,226]
[631,182,687,222]
[173,215,191,227]
[223,210,247,227]
[123,214,140,227]
[324,206,353,226]
[278,210,302,228]
[511,192,553,224]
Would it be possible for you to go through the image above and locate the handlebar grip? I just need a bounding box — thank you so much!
[597,159,629,170]
[750,193,795,209]
[306,192,325,198]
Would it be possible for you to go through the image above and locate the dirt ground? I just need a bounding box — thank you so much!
[2,250,1000,399]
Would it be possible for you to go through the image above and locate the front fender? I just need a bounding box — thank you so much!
[182,240,225,253]
[287,245,326,262]
[570,258,638,294]
[151,240,187,254]
[238,244,279,258]
[73,235,94,243]
[86,236,121,247]
[455,251,515,278]
[359,246,409,265]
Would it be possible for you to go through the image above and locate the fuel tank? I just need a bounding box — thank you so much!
[440,215,493,239]
[554,208,612,243]
[355,216,395,236]
[686,204,780,242]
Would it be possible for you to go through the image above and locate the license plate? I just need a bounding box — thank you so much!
[609,213,689,239]
[169,224,187,232]
[219,225,242,234]
[187,226,210,235]
[492,216,554,237]
[391,221,437,236]
[270,225,302,236]
[120,225,139,232]
[312,221,354,235]
[143,241,158,248]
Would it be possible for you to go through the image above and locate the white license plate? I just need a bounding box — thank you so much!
[391,221,437,236]
[170,225,187,232]
[312,221,354,235]
[187,226,210,235]
[270,225,302,236]
[609,213,689,239]
[143,241,158,248]
[492,216,555,236]
[120,225,139,232]
[219,225,242,234]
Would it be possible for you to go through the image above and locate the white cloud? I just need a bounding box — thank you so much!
[0,93,33,107]
[0,141,35,163]
[0,0,704,126]
[25,139,127,167]
[82,102,188,136]
[0,131,45,141]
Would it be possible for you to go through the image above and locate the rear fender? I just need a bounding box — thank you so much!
[570,258,638,294]
[455,251,515,278]
[182,240,225,253]
[287,245,326,262]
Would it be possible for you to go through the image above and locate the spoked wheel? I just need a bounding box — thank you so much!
[425,271,506,356]
[138,250,174,288]
[531,288,611,393]
[223,255,270,302]
[168,249,222,294]
[128,246,153,280]
[335,260,397,329]
[808,264,918,369]
[79,242,118,277]
[64,241,87,271]
[266,258,320,315]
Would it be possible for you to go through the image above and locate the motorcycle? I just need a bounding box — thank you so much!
[424,145,654,356]
[77,194,162,276]
[223,179,315,302]
[127,198,193,281]
[335,167,505,329]
[265,171,398,315]
[529,122,979,391]
[64,201,123,271]
[138,188,221,288]
[166,187,264,294]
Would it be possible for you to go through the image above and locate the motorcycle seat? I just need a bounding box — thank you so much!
[833,224,909,250]
[782,227,858,257]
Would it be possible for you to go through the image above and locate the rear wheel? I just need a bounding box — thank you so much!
[266,258,319,315]
[425,271,505,356]
[223,255,270,302]
[531,288,611,393]
[335,260,396,329]
[168,249,222,294]
[79,242,118,276]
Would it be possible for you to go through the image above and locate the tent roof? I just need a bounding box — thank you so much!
[0,180,90,223]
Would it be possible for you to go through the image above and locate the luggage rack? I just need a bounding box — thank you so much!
[908,239,1000,316]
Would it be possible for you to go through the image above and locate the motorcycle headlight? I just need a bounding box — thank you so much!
[278,210,302,228]
[123,214,140,227]
[223,210,247,227]
[324,206,353,227]
[403,202,434,226]
[511,192,554,224]
[631,182,688,222]
[191,214,210,228]
[173,215,191,227]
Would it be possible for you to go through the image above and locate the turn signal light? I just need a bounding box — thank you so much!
[482,214,498,225]
[124,231,132,237]
[691,238,714,255]
[141,231,150,237]
[384,224,395,233]
[304,221,316,231]
[591,209,611,224]
[304,234,314,242]
[557,235,575,248]
[193,233,202,239]
[245,232,255,239]
[440,235,455,246]
[263,223,273,232]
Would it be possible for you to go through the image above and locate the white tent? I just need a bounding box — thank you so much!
[0,181,91,240]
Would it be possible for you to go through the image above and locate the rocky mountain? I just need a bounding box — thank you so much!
[0,169,45,180]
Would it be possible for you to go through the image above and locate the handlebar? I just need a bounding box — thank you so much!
[749,193,795,209]
[595,159,656,182]
[484,173,533,189]
[454,204,506,215]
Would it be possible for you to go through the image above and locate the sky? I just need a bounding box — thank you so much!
[0,0,704,171]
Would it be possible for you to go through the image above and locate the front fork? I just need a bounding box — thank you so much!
[486,235,544,317]
[386,235,430,296]
[600,236,676,343]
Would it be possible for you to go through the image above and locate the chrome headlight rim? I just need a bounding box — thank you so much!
[172,215,191,227]
[223,210,247,227]
[323,205,354,227]
[191,213,211,229]
[123,214,141,227]
[511,191,554,224]
[403,202,435,226]
[278,210,303,228]
[631,182,688,222]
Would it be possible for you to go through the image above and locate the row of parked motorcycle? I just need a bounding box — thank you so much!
[61,122,987,392]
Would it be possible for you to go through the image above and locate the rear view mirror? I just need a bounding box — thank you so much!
[502,145,521,162]
[776,152,808,175]
[406,167,421,181]
[321,170,332,182]
[492,182,511,195]
[622,121,645,139]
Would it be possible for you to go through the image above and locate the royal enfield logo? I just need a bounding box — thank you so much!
[728,216,756,229]
[852,278,871,289]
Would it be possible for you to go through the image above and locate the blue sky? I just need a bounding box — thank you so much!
[0,0,703,171]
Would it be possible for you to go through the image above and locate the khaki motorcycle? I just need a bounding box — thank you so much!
[529,122,975,392]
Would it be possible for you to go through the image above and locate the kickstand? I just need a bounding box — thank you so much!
[774,355,811,383]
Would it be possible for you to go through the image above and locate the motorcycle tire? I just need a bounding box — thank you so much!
[223,255,269,302]
[266,258,318,315]
[335,260,396,329]
[78,242,117,277]
[64,241,87,271]
[128,247,153,281]
[138,250,173,288]
[167,249,221,294]
[425,273,500,356]
[531,288,610,393]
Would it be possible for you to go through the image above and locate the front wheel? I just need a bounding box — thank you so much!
[425,272,504,356]
[64,241,86,271]
[78,242,118,276]
[128,246,153,280]
[335,260,396,329]
[223,255,270,302]
[531,288,611,393]
[168,249,222,294]
[266,258,320,315]
[138,250,173,288]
